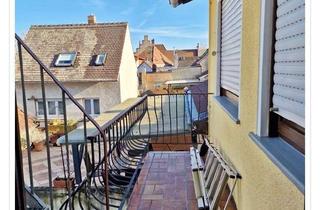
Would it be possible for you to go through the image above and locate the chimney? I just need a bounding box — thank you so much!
[88,15,96,25]
[197,43,200,56]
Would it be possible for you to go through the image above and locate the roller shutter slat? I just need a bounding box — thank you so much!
[274,48,305,62]
[275,34,304,51]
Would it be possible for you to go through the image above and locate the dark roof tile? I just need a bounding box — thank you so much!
[16,22,128,82]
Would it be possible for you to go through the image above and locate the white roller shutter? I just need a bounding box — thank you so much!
[272,0,305,127]
[220,0,242,96]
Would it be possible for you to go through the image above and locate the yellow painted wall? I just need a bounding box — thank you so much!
[207,0,304,209]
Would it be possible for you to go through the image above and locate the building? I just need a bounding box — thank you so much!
[134,35,204,70]
[192,48,208,72]
[15,15,138,121]
[135,36,208,94]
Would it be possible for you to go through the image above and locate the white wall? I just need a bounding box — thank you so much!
[16,81,120,120]
[118,25,139,102]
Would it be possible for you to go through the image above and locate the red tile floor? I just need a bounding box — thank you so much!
[127,151,197,210]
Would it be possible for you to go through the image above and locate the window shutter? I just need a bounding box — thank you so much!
[272,0,305,127]
[220,0,242,96]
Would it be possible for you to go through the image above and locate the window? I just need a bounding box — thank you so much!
[213,0,242,123]
[95,53,106,65]
[84,99,100,115]
[37,100,64,117]
[37,101,44,115]
[55,52,77,67]
[257,0,305,154]
[219,0,242,102]
[270,0,305,153]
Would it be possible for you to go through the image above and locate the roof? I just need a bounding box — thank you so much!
[178,57,198,67]
[155,44,175,61]
[152,45,174,66]
[192,49,208,67]
[135,45,175,68]
[171,49,198,58]
[137,60,154,72]
[134,54,145,61]
[16,22,128,82]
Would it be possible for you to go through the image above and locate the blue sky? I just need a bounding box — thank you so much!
[15,0,208,50]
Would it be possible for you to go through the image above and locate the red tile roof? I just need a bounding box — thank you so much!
[152,45,174,66]
[16,22,128,82]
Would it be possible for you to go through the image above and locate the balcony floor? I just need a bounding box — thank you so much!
[127,151,197,210]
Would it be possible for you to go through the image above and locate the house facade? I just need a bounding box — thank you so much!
[207,0,305,210]
[16,16,138,121]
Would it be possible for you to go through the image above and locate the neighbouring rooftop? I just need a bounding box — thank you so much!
[16,17,128,82]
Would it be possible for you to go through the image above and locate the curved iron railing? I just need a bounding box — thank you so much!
[59,96,149,209]
[15,34,110,210]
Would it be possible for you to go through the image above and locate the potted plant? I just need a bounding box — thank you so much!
[53,176,75,189]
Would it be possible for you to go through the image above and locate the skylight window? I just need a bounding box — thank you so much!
[55,52,77,67]
[95,53,106,65]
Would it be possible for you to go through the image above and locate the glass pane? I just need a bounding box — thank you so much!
[60,60,72,65]
[57,53,76,65]
[38,101,44,115]
[60,53,74,61]
[58,101,64,115]
[99,54,105,63]
[85,99,92,114]
[96,54,106,65]
[48,101,56,115]
[93,99,100,114]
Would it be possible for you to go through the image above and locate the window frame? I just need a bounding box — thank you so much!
[55,52,77,67]
[84,98,100,116]
[36,99,64,118]
[213,0,243,123]
[256,0,305,154]
[95,53,107,66]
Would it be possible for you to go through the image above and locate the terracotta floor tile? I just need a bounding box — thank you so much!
[127,151,197,210]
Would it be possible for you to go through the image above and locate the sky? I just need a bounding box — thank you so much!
[15,0,208,50]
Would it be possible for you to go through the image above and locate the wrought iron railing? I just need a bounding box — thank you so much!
[15,34,110,210]
[15,33,211,209]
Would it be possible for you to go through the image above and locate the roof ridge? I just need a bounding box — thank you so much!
[31,22,128,28]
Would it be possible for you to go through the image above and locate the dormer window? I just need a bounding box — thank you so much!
[55,52,77,67]
[95,53,106,65]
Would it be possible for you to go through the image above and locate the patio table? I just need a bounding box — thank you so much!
[57,98,142,184]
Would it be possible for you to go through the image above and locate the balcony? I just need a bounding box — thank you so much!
[16,34,240,210]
